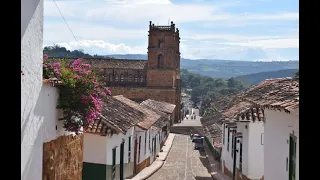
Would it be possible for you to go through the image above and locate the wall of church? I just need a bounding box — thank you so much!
[147,69,176,87]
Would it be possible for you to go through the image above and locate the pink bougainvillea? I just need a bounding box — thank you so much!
[43,54,111,134]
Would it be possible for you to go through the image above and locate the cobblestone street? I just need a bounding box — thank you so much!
[148,133,212,180]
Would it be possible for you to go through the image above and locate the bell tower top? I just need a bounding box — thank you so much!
[147,21,180,70]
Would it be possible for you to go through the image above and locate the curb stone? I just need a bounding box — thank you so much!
[126,133,176,180]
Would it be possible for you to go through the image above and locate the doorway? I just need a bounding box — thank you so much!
[133,138,138,174]
[289,134,297,180]
[120,142,124,180]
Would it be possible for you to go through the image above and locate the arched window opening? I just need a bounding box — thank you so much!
[120,74,124,82]
[128,75,133,82]
[134,75,139,82]
[114,74,119,81]
[158,39,161,48]
[109,73,113,82]
[157,54,164,69]
[140,75,144,83]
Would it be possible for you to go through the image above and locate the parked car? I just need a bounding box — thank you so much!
[192,134,200,142]
[194,137,204,150]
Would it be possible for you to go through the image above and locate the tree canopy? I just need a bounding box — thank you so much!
[43,45,110,59]
[181,69,245,115]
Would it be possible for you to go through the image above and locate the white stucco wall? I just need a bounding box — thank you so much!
[264,109,299,180]
[83,134,108,164]
[106,126,135,165]
[221,123,234,172]
[134,127,151,164]
[21,0,44,178]
[247,121,264,179]
[22,83,73,180]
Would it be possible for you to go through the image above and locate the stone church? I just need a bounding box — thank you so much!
[52,21,182,124]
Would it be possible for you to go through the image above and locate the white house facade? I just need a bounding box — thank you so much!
[264,108,299,180]
[82,96,146,180]
[22,82,74,180]
[21,0,44,177]
[220,108,264,180]
[21,1,78,178]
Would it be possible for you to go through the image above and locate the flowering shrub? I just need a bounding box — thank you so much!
[43,55,111,134]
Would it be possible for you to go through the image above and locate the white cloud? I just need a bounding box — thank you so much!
[44,0,298,25]
[55,40,146,54]
[218,38,299,49]
[43,0,299,60]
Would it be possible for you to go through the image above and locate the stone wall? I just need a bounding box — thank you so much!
[43,134,84,180]
[136,157,151,173]
[109,87,177,104]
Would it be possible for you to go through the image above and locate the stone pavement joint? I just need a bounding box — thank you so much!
[203,141,231,180]
[126,133,176,180]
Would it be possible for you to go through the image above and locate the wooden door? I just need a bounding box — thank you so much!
[133,139,138,174]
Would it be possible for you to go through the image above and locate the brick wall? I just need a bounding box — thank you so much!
[146,69,176,87]
[109,87,177,104]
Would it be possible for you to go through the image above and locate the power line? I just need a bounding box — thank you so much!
[51,0,83,50]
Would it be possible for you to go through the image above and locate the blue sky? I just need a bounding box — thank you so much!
[44,0,299,61]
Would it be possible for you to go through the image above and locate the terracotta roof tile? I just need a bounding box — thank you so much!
[241,77,299,112]
[113,95,166,129]
[85,96,146,136]
[140,99,176,114]
[48,57,147,70]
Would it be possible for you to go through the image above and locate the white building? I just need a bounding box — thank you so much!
[21,1,76,179]
[140,98,176,146]
[22,79,75,180]
[221,115,264,180]
[257,78,299,180]
[113,95,169,174]
[82,96,145,180]
[264,108,299,180]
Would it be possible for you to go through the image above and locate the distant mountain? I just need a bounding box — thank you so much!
[44,46,299,79]
[106,54,299,79]
[234,69,298,87]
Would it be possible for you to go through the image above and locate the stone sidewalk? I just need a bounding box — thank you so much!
[126,133,176,180]
[203,141,231,180]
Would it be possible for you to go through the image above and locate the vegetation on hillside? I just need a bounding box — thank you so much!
[43,45,109,58]
[181,69,245,115]
[106,54,299,79]
[234,69,299,88]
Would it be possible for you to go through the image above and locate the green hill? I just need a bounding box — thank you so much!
[234,69,298,87]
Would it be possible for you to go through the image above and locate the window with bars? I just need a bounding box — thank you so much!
[128,75,133,82]
[112,148,116,180]
[109,73,113,82]
[128,136,131,163]
[120,74,125,82]
[114,74,119,81]
[134,75,139,82]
